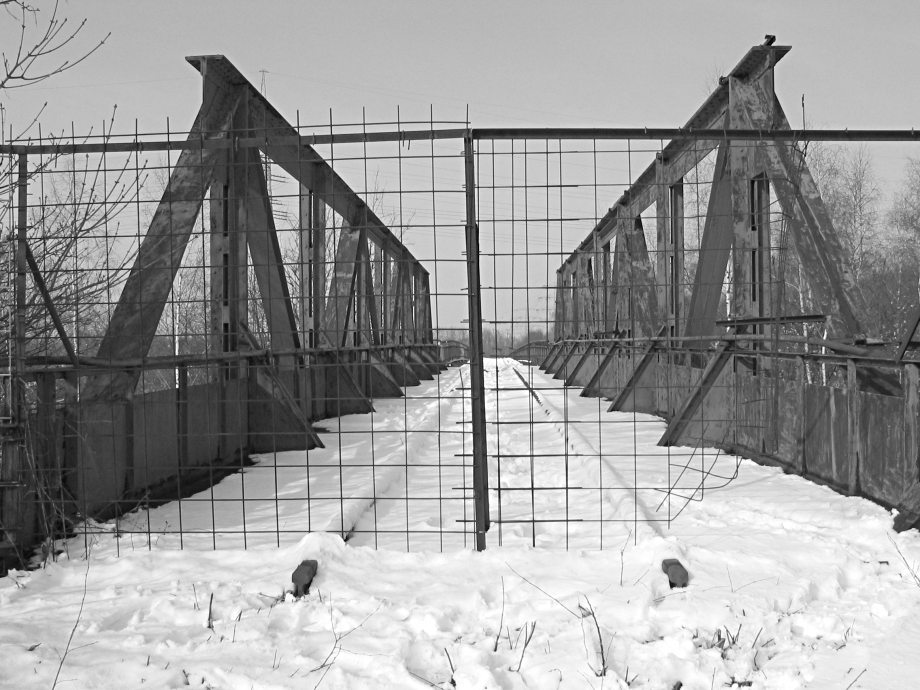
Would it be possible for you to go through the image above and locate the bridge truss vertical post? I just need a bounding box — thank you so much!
[463,134,489,550]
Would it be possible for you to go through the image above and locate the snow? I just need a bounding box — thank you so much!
[3,358,920,688]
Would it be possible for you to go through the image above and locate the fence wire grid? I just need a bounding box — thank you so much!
[2,112,920,564]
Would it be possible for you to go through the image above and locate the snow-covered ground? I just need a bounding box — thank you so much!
[2,358,920,689]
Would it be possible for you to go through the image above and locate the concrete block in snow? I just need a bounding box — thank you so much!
[292,559,318,597]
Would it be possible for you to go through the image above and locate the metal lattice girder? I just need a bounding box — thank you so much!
[186,54,433,357]
[210,91,251,369]
[611,214,658,338]
[323,223,362,348]
[185,56,429,287]
[83,86,244,401]
[730,80,866,336]
[243,146,301,356]
[557,40,866,345]
[559,43,790,271]
[358,235,383,347]
[656,158,684,335]
[552,43,791,346]
[580,341,620,398]
[658,340,734,446]
[683,142,733,346]
[608,325,667,413]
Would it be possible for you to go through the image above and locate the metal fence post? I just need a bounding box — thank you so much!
[2,153,30,558]
[463,133,489,550]
[15,154,27,391]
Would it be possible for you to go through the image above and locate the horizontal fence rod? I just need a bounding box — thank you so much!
[471,127,920,142]
[3,126,920,156]
[0,128,471,155]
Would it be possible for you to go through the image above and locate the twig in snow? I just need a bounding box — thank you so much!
[509,622,537,673]
[406,670,440,687]
[192,583,200,611]
[619,530,631,586]
[258,591,285,609]
[493,576,505,652]
[207,593,214,630]
[577,598,608,677]
[732,576,777,593]
[51,548,91,689]
[444,648,457,687]
[506,563,579,617]
[836,618,856,650]
[624,666,639,685]
[726,624,741,647]
[305,601,382,685]
[632,566,651,586]
[888,534,920,588]
[845,668,867,690]
[508,563,611,678]
[66,641,97,653]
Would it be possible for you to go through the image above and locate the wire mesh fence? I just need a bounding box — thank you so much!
[475,128,920,549]
[3,53,920,564]
[0,112,487,558]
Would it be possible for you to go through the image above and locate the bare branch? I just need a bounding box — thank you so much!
[0,0,109,93]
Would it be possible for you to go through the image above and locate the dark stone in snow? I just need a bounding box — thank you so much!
[292,559,318,597]
[661,558,689,589]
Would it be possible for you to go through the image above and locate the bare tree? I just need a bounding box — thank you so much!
[0,0,112,559]
[1,0,110,187]
[890,157,920,241]
[1,1,113,360]
[0,139,145,362]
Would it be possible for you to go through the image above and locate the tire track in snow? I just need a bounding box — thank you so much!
[507,360,664,537]
[342,366,468,544]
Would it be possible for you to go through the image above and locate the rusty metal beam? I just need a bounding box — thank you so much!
[323,224,362,348]
[560,43,791,269]
[357,233,382,346]
[621,215,659,337]
[23,242,77,366]
[608,326,667,412]
[580,341,620,398]
[658,341,733,446]
[683,142,733,346]
[83,86,243,401]
[242,147,301,398]
[732,80,866,336]
[185,55,425,278]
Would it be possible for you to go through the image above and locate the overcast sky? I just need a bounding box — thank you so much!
[2,0,919,139]
[2,1,918,330]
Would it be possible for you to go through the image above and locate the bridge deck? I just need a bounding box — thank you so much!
[78,358,754,553]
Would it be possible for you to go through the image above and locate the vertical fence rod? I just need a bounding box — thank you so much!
[6,154,28,556]
[14,155,27,390]
[463,134,489,550]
